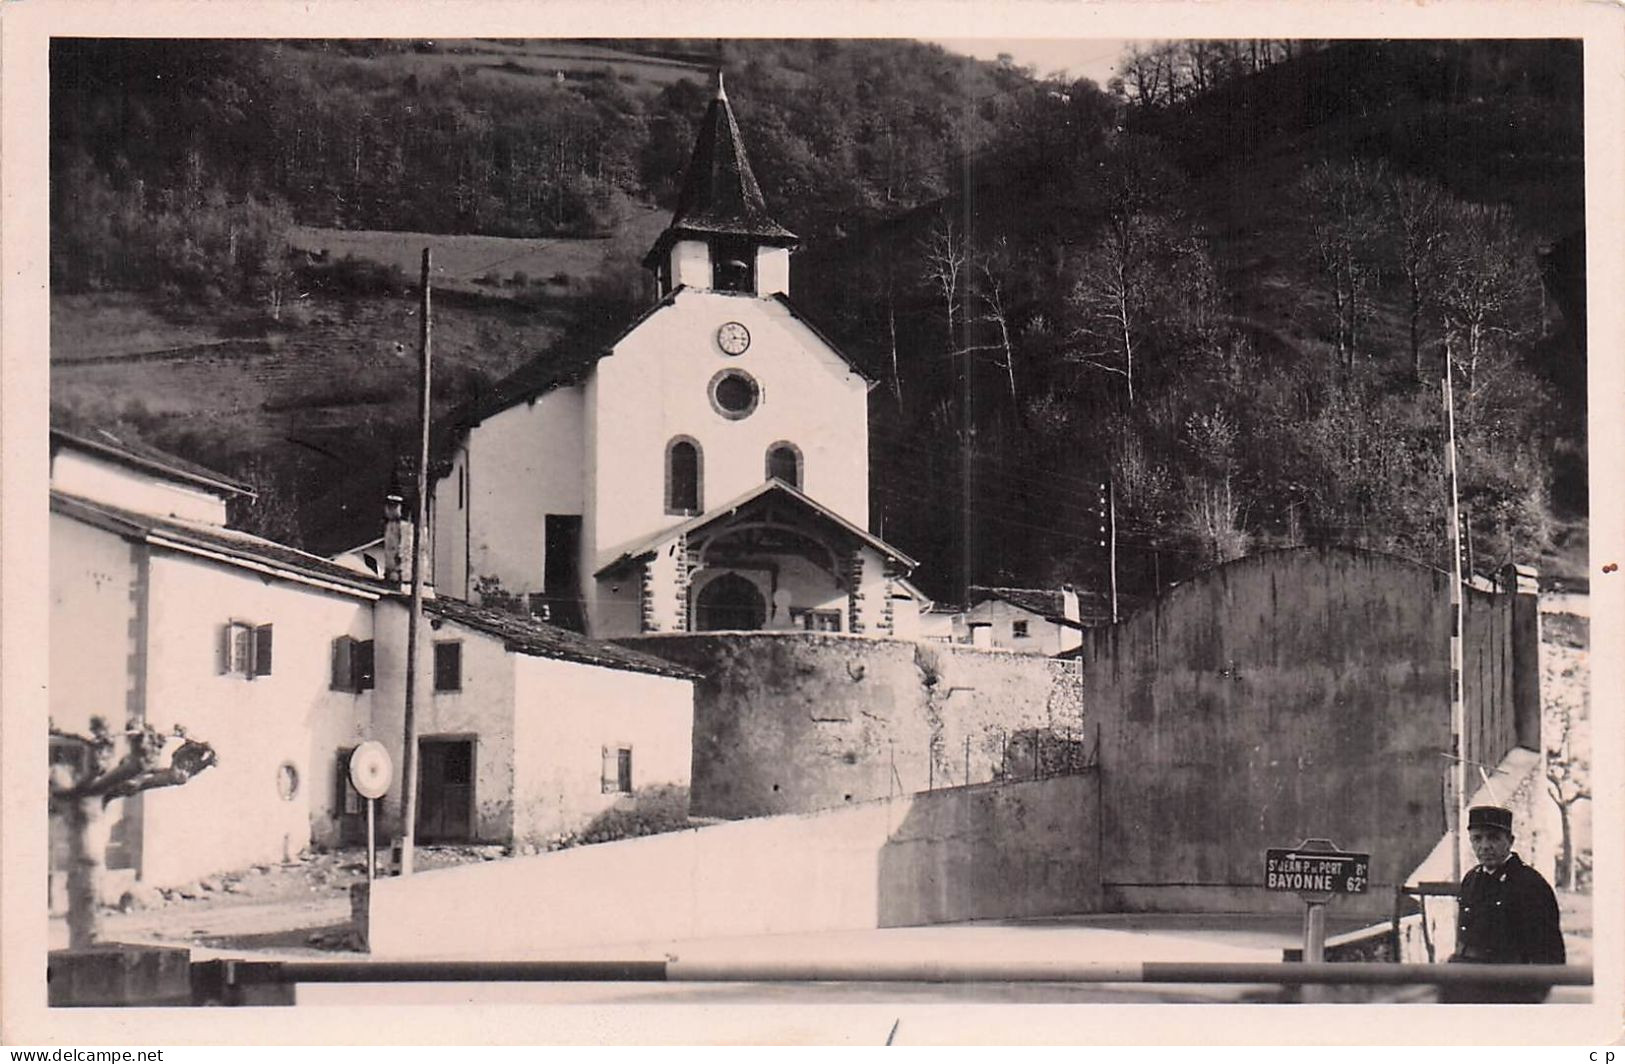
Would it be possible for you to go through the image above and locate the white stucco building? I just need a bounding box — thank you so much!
[430,77,923,641]
[49,427,695,896]
[953,586,1087,656]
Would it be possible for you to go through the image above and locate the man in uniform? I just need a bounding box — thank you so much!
[1439,804,1565,1003]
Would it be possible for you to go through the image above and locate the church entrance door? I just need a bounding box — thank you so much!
[695,573,767,631]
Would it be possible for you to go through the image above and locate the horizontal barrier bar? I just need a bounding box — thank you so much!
[235,959,1590,988]
[275,960,669,983]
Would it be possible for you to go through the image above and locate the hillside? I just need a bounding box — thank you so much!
[798,39,1585,600]
[48,38,1587,597]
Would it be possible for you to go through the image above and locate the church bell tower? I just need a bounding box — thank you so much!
[643,72,799,299]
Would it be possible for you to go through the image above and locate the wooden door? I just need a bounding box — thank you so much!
[416,738,475,842]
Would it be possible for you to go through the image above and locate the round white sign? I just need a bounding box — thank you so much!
[348,740,393,800]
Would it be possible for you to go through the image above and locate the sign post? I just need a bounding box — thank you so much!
[1265,838,1371,997]
[348,741,393,882]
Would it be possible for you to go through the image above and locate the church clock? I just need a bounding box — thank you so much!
[716,321,751,355]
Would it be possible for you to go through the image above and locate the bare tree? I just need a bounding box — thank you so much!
[1116,43,1180,107]
[1298,159,1386,368]
[1388,174,1453,380]
[1546,705,1590,891]
[50,717,218,947]
[920,216,967,353]
[1065,213,1169,404]
[964,238,1021,414]
[1542,619,1590,892]
[1438,202,1541,400]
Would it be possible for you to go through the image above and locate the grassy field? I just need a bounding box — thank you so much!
[292,38,712,90]
[287,204,666,300]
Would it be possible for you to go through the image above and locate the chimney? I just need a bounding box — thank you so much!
[1061,583,1081,624]
[382,492,405,583]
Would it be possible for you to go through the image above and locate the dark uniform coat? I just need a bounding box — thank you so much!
[1440,853,1565,1003]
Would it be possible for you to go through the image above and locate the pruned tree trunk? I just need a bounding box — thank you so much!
[59,795,113,949]
[1555,799,1574,890]
[50,718,218,949]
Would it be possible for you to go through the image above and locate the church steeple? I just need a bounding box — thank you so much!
[645,71,798,297]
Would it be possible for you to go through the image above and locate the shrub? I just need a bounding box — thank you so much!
[550,784,693,849]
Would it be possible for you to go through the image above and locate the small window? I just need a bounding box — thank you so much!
[434,640,462,692]
[708,369,760,420]
[602,745,633,794]
[276,762,300,801]
[221,621,273,678]
[790,607,842,632]
[253,625,273,677]
[354,640,375,690]
[331,637,375,692]
[765,442,802,488]
[1012,620,1030,639]
[666,437,703,515]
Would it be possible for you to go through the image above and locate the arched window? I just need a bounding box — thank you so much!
[666,437,702,515]
[765,442,802,489]
[711,237,756,294]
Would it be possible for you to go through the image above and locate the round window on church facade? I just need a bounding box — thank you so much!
[709,368,760,420]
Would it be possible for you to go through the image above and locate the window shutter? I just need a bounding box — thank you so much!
[331,636,353,691]
[219,624,232,675]
[355,640,375,691]
[601,745,615,794]
[253,624,274,677]
[617,748,633,794]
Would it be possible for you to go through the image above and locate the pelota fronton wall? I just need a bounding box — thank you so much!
[615,632,1084,819]
[1083,548,1537,919]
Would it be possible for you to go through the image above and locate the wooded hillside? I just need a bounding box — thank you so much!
[48,38,1586,601]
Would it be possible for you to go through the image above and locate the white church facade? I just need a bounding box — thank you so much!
[431,78,924,641]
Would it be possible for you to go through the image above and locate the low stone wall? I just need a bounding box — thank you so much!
[615,632,1083,819]
[367,774,1100,958]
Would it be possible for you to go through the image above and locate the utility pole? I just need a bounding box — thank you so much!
[1097,479,1119,623]
[1443,339,1467,882]
[1108,477,1119,623]
[399,248,433,877]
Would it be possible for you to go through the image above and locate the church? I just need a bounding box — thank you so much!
[430,77,926,641]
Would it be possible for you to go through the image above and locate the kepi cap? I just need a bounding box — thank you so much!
[1467,805,1514,833]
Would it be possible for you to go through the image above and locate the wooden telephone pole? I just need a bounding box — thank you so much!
[399,248,433,876]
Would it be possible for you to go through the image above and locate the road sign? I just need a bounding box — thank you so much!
[1265,838,1371,992]
[349,740,392,800]
[1264,847,1370,896]
[349,741,393,884]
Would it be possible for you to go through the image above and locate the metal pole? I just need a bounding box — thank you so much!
[1443,351,1466,882]
[400,247,433,877]
[366,797,376,883]
[964,735,971,785]
[1303,901,1327,963]
[1301,901,1329,1003]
